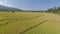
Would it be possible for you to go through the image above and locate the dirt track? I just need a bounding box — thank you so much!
[45,13,60,23]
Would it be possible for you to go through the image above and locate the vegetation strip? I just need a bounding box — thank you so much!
[0,23,8,27]
[18,14,45,20]
[19,20,48,34]
[30,14,45,20]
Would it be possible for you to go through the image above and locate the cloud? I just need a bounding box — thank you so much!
[0,0,14,7]
[0,0,30,10]
[23,8,29,10]
[19,8,30,10]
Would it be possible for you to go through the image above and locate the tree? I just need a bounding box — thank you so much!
[12,10,15,13]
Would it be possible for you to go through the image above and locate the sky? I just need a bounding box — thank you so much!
[0,0,60,10]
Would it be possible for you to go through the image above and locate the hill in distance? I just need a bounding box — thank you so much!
[0,5,22,11]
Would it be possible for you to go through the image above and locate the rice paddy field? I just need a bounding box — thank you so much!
[0,12,60,34]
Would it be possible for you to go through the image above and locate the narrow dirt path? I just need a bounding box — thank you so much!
[45,13,60,23]
[19,20,48,34]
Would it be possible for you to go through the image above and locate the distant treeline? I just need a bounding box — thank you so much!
[0,10,23,12]
[45,7,60,13]
[0,7,60,13]
[31,7,60,13]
